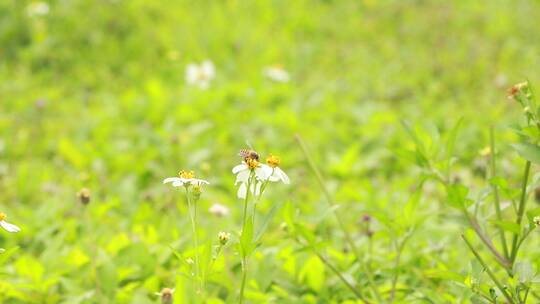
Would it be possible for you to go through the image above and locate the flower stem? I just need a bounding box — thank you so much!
[296,135,382,302]
[239,174,253,304]
[186,187,201,294]
[314,250,370,303]
[489,126,509,259]
[510,160,531,264]
[462,209,511,269]
[239,257,248,304]
[462,234,514,304]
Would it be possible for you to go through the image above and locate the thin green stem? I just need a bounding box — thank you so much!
[239,174,253,304]
[462,209,511,269]
[490,127,509,259]
[389,237,410,304]
[462,234,514,304]
[314,250,369,303]
[296,135,382,302]
[239,257,248,304]
[510,160,531,264]
[185,187,201,294]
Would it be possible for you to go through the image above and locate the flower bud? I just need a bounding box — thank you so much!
[534,216,540,228]
[159,288,174,304]
[192,184,203,200]
[77,188,91,205]
[218,231,230,245]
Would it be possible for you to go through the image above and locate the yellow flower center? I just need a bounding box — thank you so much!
[0,212,6,221]
[266,155,280,168]
[179,170,195,179]
[246,158,259,169]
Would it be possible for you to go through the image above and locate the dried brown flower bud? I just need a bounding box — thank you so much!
[77,188,91,205]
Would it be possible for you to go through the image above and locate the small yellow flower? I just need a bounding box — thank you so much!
[266,155,281,168]
[479,147,491,157]
[534,216,540,227]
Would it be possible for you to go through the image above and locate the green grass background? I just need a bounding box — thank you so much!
[2,0,540,303]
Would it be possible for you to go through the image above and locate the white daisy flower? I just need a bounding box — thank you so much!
[208,203,230,217]
[185,60,215,89]
[232,160,270,184]
[232,156,272,199]
[163,170,209,188]
[263,65,290,83]
[0,212,21,233]
[26,2,50,17]
[265,155,290,184]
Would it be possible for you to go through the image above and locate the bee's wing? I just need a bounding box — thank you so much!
[245,140,256,151]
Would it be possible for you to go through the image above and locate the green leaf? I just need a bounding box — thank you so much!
[240,219,254,258]
[445,118,463,175]
[0,246,19,266]
[254,201,283,243]
[299,256,325,291]
[446,184,469,209]
[511,142,540,164]
[492,220,521,234]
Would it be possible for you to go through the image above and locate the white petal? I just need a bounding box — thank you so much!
[253,182,262,196]
[192,179,210,185]
[255,165,271,181]
[0,221,20,233]
[163,177,181,184]
[235,170,250,184]
[172,181,185,187]
[185,65,199,83]
[276,167,290,184]
[202,61,215,77]
[237,183,247,199]
[232,164,248,174]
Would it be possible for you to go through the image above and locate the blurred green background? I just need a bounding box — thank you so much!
[2,0,540,303]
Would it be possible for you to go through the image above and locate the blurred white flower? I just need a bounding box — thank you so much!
[209,203,230,217]
[0,212,20,233]
[263,65,290,83]
[163,170,209,187]
[185,60,215,89]
[26,2,50,17]
[265,155,290,184]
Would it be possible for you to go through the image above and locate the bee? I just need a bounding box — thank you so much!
[239,148,259,161]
